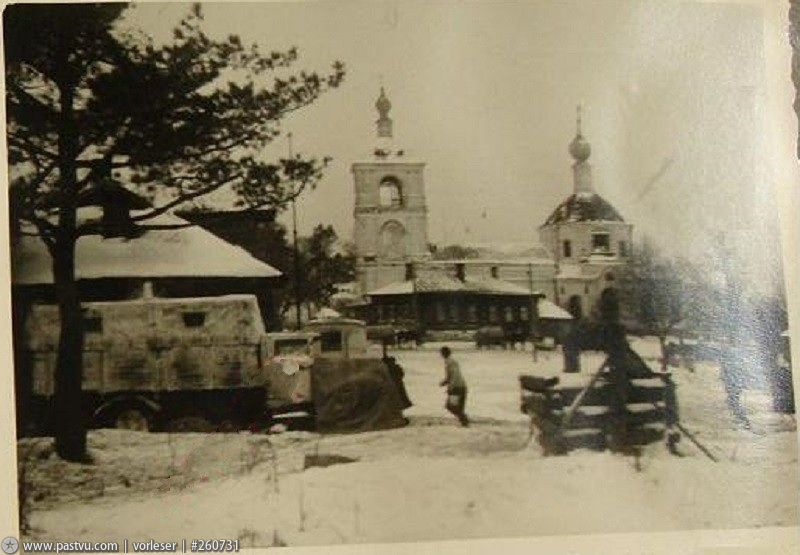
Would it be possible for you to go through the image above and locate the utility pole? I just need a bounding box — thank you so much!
[529,262,538,362]
[288,132,302,330]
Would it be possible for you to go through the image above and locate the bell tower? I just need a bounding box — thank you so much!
[352,87,430,294]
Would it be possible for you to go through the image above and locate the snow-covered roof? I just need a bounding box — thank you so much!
[538,299,573,320]
[72,293,262,307]
[368,280,415,296]
[368,275,533,297]
[12,210,282,285]
[306,316,365,327]
[461,278,532,295]
[428,257,555,267]
[315,307,343,319]
[330,291,360,302]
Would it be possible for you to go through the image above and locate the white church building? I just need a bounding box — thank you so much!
[348,88,633,324]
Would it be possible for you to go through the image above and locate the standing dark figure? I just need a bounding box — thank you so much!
[597,289,634,450]
[439,346,470,427]
[563,323,581,373]
[384,356,413,410]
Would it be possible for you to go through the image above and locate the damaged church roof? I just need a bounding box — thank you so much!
[542,192,625,226]
[12,209,282,285]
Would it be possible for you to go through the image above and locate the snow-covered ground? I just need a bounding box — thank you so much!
[19,338,799,547]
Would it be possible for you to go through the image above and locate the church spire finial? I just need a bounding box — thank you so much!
[569,103,591,163]
[568,104,593,194]
[376,87,393,138]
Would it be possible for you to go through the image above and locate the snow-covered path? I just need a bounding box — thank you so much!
[398,342,605,423]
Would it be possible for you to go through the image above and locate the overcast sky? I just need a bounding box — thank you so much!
[124,1,784,291]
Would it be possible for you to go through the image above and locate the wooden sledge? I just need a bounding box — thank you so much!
[519,350,680,455]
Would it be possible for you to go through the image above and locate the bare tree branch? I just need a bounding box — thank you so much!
[127,174,244,224]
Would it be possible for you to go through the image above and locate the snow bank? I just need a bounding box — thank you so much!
[30,446,798,546]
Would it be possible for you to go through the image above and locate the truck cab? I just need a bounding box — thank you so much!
[304,317,370,359]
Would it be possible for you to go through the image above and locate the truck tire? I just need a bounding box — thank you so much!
[114,407,152,432]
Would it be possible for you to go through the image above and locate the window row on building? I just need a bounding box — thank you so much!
[369,300,531,326]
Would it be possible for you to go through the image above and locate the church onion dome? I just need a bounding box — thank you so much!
[569,104,591,162]
[543,192,625,226]
[569,134,591,162]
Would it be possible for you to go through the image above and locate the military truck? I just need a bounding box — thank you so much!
[265,316,409,432]
[24,295,409,433]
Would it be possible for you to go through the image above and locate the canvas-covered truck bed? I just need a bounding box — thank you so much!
[25,295,271,432]
[312,356,408,433]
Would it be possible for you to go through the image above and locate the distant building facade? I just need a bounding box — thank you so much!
[364,262,539,333]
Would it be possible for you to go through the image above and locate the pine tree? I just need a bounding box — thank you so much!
[5,3,344,460]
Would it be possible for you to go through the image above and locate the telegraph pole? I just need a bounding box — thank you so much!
[288,132,302,330]
[529,262,538,362]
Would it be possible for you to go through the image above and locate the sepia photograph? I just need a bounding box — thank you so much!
[3,0,799,552]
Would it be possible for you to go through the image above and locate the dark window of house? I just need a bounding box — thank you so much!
[619,241,628,257]
[320,331,342,352]
[584,285,589,294]
[490,266,499,279]
[468,305,478,322]
[455,263,466,282]
[520,306,529,321]
[182,312,207,328]
[83,315,103,333]
[488,305,498,323]
[449,303,459,321]
[405,263,415,280]
[364,256,376,263]
[387,304,396,321]
[504,306,514,323]
[274,338,310,356]
[563,240,572,258]
[436,302,446,322]
[592,233,610,252]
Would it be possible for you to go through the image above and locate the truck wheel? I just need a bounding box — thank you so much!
[115,407,151,432]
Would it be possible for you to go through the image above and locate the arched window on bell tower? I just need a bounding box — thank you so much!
[379,176,403,208]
